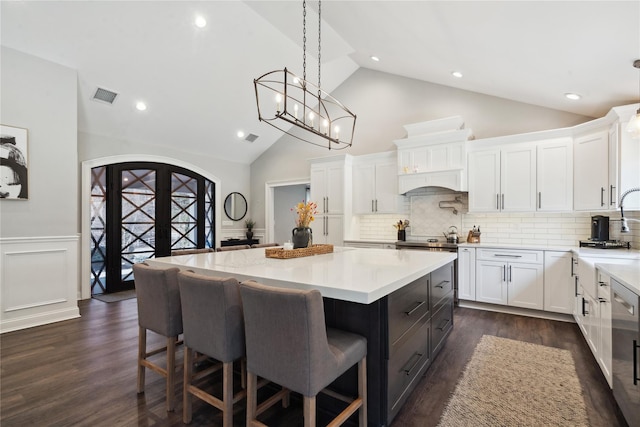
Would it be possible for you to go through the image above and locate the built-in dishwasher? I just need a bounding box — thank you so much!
[611,278,640,426]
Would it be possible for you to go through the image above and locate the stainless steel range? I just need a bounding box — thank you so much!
[396,239,459,304]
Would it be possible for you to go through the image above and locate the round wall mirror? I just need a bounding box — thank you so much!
[224,192,248,221]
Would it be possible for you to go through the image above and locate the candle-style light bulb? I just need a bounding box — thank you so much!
[275,94,282,112]
[322,119,329,134]
[334,125,340,141]
[308,112,315,127]
[294,104,299,120]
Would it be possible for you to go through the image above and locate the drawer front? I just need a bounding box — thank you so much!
[388,275,429,347]
[431,263,454,309]
[388,316,431,422]
[431,298,454,358]
[432,289,453,320]
[476,248,543,264]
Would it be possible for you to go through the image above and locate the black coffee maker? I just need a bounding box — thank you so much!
[590,215,609,241]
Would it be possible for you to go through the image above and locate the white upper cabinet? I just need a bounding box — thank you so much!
[468,144,536,212]
[310,160,346,214]
[536,138,573,211]
[610,118,640,210]
[468,149,501,212]
[573,130,610,211]
[352,152,399,214]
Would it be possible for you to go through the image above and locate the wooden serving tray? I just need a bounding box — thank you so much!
[265,244,334,259]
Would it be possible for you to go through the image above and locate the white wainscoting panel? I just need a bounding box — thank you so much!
[1,236,80,333]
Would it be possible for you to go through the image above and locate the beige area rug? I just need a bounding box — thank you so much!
[438,335,589,427]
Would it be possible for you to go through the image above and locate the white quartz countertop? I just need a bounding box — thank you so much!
[146,246,456,304]
[596,263,640,296]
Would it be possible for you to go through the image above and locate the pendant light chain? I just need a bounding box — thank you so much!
[302,0,307,83]
[317,0,322,98]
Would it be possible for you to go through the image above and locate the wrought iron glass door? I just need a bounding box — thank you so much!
[90,162,215,295]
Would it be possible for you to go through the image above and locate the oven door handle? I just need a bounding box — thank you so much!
[634,340,639,386]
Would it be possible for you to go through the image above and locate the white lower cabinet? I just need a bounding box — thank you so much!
[310,215,343,246]
[475,249,543,310]
[597,271,613,387]
[543,251,574,314]
[457,247,476,301]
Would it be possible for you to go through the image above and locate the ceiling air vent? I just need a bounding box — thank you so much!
[92,87,118,104]
[244,133,259,143]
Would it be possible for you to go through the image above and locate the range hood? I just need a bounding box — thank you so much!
[393,116,473,194]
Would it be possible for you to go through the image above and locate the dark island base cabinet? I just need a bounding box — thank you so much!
[322,261,455,427]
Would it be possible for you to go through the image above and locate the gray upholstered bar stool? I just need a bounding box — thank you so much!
[177,271,245,425]
[216,245,250,252]
[132,262,183,412]
[239,280,368,427]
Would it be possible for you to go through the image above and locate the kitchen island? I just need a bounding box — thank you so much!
[147,247,457,426]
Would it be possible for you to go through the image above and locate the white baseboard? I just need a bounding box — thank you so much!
[458,300,575,323]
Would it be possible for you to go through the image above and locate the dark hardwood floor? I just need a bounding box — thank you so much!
[0,298,627,427]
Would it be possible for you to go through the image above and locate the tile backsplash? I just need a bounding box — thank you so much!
[355,188,640,248]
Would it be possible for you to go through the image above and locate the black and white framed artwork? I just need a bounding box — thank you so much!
[0,124,29,200]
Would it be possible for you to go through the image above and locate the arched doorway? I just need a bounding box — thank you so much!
[89,161,216,295]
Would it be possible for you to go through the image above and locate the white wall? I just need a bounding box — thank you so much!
[1,47,78,237]
[0,47,80,332]
[250,68,594,228]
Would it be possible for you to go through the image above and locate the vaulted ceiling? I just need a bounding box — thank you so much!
[2,1,639,164]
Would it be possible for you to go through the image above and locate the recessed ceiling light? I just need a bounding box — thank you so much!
[565,93,581,100]
[452,71,463,78]
[195,15,207,28]
[370,56,380,62]
[135,101,147,111]
[237,130,245,138]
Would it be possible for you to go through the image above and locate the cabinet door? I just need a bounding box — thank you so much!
[507,262,543,310]
[585,293,600,356]
[325,164,344,214]
[310,166,326,212]
[476,260,507,305]
[457,247,476,301]
[353,163,376,214]
[325,215,344,246]
[537,139,573,211]
[598,294,612,386]
[468,149,501,212]
[608,125,619,209]
[543,251,573,314]
[574,130,609,211]
[501,145,536,212]
[374,161,399,213]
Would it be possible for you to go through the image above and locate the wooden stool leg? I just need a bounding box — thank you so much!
[359,357,367,427]
[246,371,258,426]
[222,362,233,427]
[137,326,146,393]
[183,346,193,423]
[303,396,316,427]
[166,337,176,412]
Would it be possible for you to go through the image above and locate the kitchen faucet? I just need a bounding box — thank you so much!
[619,187,640,232]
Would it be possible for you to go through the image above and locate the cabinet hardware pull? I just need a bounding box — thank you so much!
[375,199,378,212]
[574,276,579,297]
[634,340,639,385]
[503,265,506,282]
[434,280,449,289]
[326,197,329,213]
[582,298,589,316]
[570,257,575,276]
[610,185,616,206]
[493,254,522,258]
[501,193,505,210]
[600,187,605,207]
[538,192,541,209]
[598,281,608,287]
[496,193,500,210]
[372,200,374,212]
[598,298,607,303]
[436,318,451,331]
[508,265,512,282]
[404,301,425,316]
[402,352,424,376]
